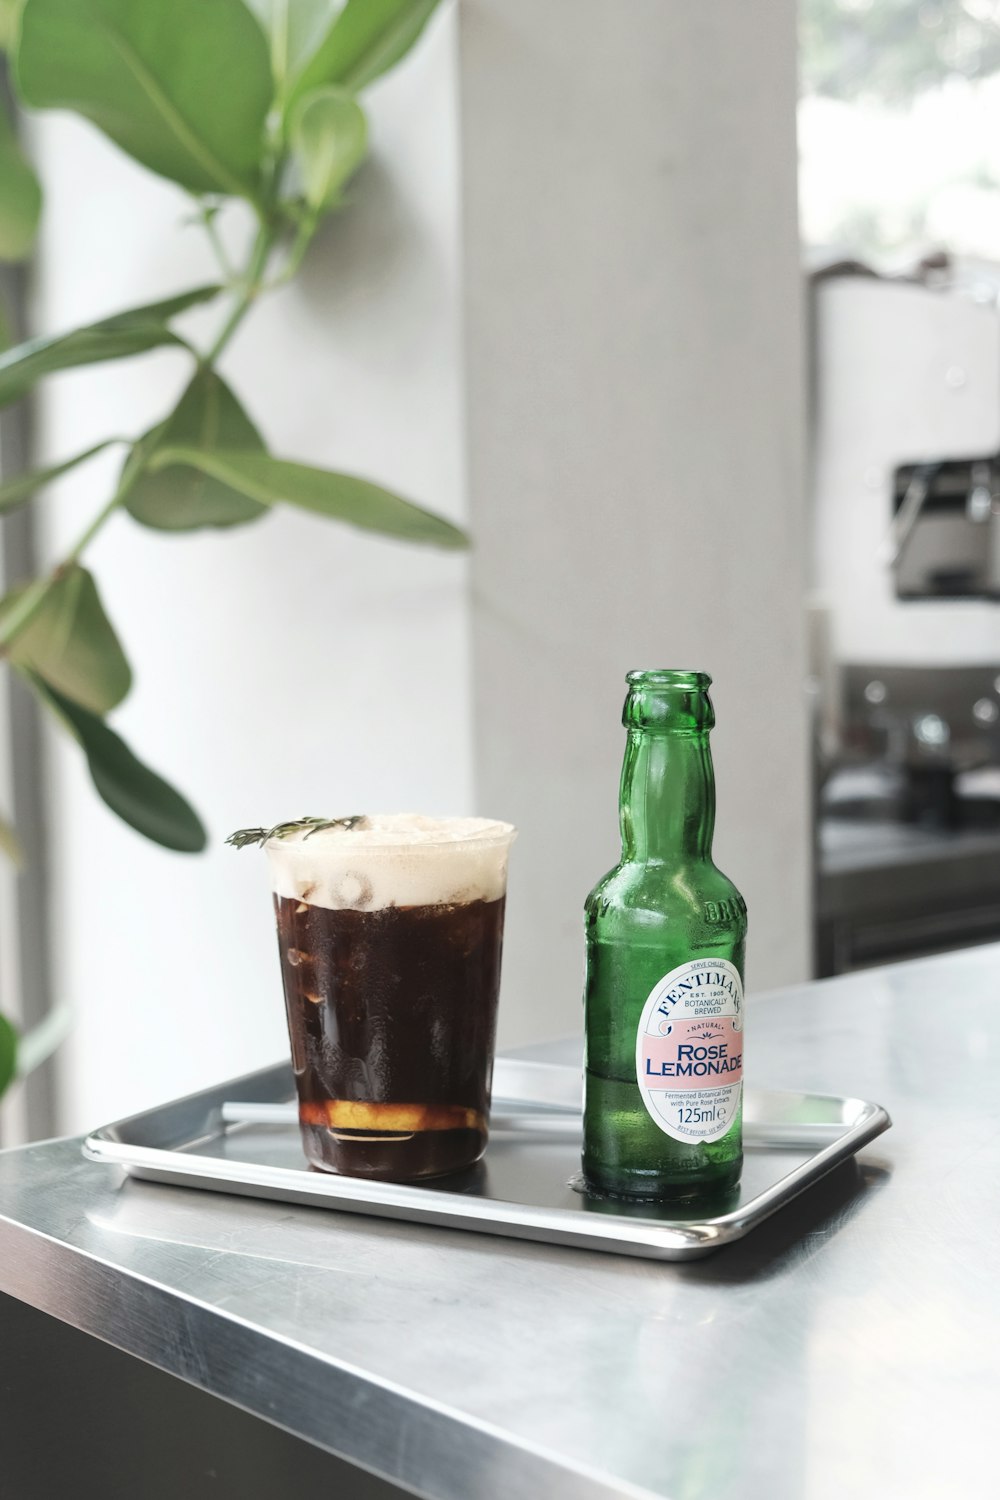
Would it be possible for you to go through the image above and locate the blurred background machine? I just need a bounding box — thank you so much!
[811,269,1000,974]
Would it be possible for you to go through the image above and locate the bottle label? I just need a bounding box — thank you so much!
[635,957,744,1144]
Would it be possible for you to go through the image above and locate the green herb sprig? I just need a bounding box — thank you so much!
[226,815,366,850]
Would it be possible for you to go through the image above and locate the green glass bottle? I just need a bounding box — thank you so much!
[583,670,747,1201]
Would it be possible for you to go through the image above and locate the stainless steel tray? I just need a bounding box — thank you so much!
[83,1058,891,1262]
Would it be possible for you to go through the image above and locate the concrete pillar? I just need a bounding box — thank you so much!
[460,0,811,1041]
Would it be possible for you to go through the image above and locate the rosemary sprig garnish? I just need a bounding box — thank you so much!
[225,815,367,850]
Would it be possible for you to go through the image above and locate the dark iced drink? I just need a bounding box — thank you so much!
[265,815,516,1181]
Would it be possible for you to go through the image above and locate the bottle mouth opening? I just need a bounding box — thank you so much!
[626,669,712,691]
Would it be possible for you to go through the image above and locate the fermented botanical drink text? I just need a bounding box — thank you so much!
[583,671,747,1200]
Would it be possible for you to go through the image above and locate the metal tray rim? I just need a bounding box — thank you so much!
[83,1063,892,1262]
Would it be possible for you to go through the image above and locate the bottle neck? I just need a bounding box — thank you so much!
[619,729,716,862]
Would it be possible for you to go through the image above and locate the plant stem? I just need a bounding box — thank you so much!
[0,218,279,656]
[62,487,127,566]
[205,220,278,364]
[200,203,234,280]
[269,213,319,289]
[0,446,146,653]
[15,998,74,1077]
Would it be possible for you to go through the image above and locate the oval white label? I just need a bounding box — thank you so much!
[635,957,744,1143]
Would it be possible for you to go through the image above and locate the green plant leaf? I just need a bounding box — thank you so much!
[101,285,224,326]
[0,438,124,516]
[149,447,468,549]
[290,0,442,104]
[0,321,177,405]
[290,85,367,211]
[0,96,40,261]
[101,285,224,327]
[0,809,23,865]
[15,0,272,198]
[0,284,220,408]
[0,1010,16,1096]
[1,562,132,713]
[245,0,334,92]
[29,674,206,852]
[126,366,268,531]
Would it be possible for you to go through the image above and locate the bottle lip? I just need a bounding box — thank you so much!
[626,668,712,690]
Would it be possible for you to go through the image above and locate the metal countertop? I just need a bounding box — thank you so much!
[0,946,994,1500]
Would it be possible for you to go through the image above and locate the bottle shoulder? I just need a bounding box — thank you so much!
[585,859,747,935]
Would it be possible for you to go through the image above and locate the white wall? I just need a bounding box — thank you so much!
[32,7,469,1133]
[461,0,811,1043]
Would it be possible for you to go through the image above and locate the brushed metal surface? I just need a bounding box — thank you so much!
[1,947,994,1500]
[82,1066,890,1263]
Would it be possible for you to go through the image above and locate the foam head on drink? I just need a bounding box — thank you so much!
[266,815,516,1181]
